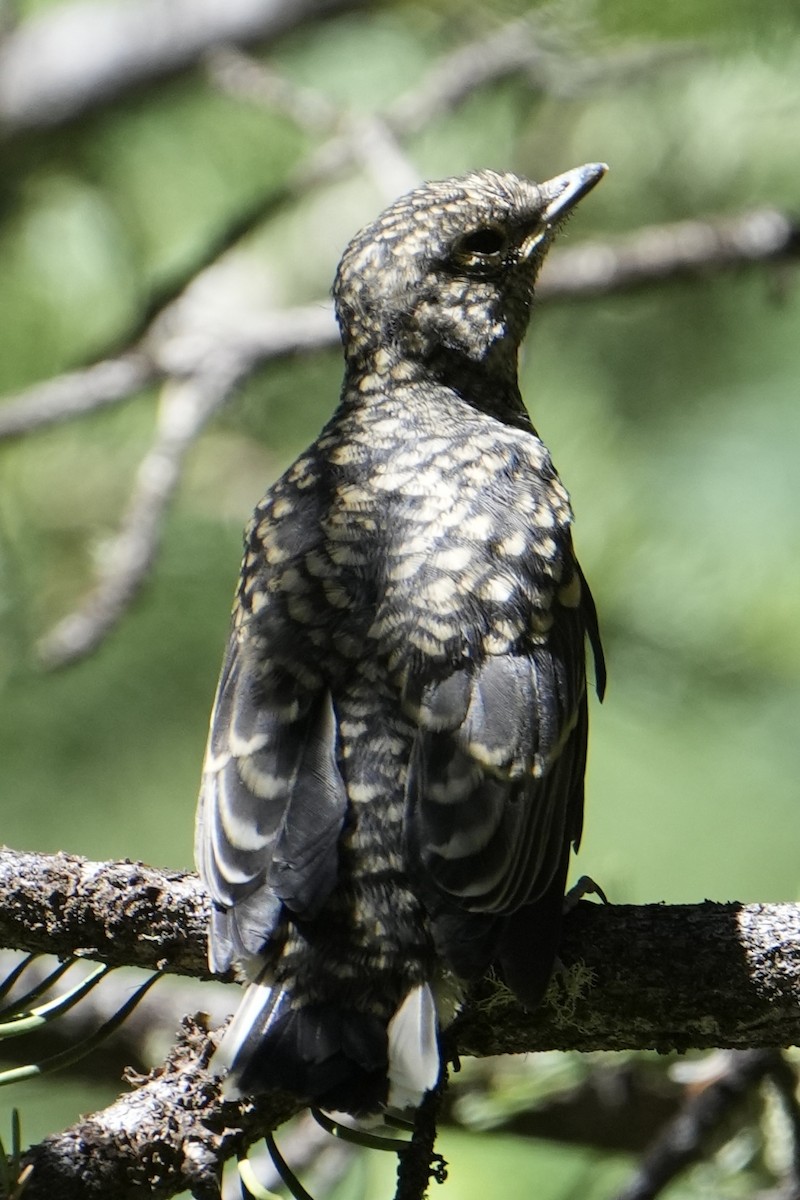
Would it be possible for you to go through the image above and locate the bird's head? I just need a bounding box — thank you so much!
[333,164,607,387]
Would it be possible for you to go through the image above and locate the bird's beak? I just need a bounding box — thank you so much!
[518,162,607,262]
[539,162,608,226]
[518,163,607,262]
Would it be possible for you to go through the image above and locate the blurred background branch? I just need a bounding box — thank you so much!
[1,204,795,670]
[0,0,367,133]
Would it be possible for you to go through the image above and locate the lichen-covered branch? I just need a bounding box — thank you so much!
[3,849,800,1197]
[18,1016,302,1200]
[0,849,212,978]
[2,848,800,1050]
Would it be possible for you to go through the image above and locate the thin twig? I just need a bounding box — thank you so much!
[207,45,341,134]
[394,1071,449,1200]
[209,48,421,198]
[0,950,234,1081]
[3,207,797,449]
[767,1055,800,1195]
[614,1051,779,1200]
[0,304,336,443]
[36,372,232,669]
[541,207,800,298]
[0,353,155,440]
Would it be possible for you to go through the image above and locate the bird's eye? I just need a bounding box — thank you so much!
[458,226,508,257]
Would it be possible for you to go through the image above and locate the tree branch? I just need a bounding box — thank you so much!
[540,206,800,298]
[614,1050,783,1200]
[3,849,800,1197]
[0,849,212,978]
[0,0,365,133]
[11,203,791,677]
[18,1016,302,1200]
[36,373,236,670]
[1,849,799,1050]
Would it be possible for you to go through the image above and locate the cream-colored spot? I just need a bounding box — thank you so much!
[532,508,557,531]
[387,555,425,583]
[288,456,312,479]
[481,576,514,603]
[522,442,546,470]
[349,781,382,802]
[417,574,459,605]
[304,550,332,578]
[340,719,368,738]
[430,545,473,572]
[263,543,290,565]
[395,533,434,556]
[328,544,368,567]
[558,572,582,608]
[418,613,460,639]
[435,502,471,529]
[248,589,270,614]
[329,443,367,467]
[531,610,555,634]
[322,581,352,609]
[287,596,316,624]
[494,618,520,640]
[236,762,287,801]
[461,511,495,540]
[369,415,403,437]
[464,739,514,769]
[498,530,527,557]
[370,469,415,492]
[272,497,294,519]
[278,567,306,593]
[390,360,417,382]
[358,373,381,393]
[338,484,375,508]
[408,628,446,656]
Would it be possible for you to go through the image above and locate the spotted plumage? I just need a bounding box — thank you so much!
[195,164,607,1114]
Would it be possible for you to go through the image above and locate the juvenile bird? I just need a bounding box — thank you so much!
[195,164,607,1116]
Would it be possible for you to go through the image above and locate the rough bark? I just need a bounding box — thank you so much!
[3,850,800,1198]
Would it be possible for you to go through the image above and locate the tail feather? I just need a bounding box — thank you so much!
[213,974,440,1114]
[386,983,439,1110]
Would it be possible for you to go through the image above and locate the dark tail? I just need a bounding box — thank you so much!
[214,973,439,1115]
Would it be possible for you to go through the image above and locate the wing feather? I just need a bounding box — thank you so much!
[405,573,595,922]
[195,632,348,974]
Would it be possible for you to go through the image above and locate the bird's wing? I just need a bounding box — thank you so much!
[195,627,348,974]
[404,562,600,917]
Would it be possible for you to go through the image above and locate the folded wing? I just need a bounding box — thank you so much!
[195,635,348,974]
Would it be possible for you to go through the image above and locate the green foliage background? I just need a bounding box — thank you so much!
[1,0,799,1193]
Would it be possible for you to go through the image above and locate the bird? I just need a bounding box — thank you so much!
[195,163,607,1118]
